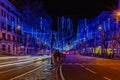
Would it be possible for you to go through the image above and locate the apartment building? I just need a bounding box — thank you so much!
[0,0,24,55]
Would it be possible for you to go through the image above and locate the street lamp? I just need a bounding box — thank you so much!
[17,25,21,30]
[116,10,120,17]
[98,25,102,31]
[115,10,120,24]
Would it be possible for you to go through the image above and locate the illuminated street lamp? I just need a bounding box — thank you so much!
[115,10,120,24]
[116,10,120,17]
[17,25,21,30]
[98,25,102,31]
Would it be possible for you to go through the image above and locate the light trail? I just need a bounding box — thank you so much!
[0,56,51,68]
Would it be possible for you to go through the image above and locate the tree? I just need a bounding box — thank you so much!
[100,30,108,56]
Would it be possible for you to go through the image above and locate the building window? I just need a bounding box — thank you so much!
[13,36,15,42]
[20,38,22,43]
[4,11,6,17]
[8,45,10,52]
[10,16,12,21]
[7,24,11,31]
[2,45,6,51]
[1,2,4,7]
[13,45,15,51]
[17,37,19,43]
[7,7,10,11]
[1,9,4,16]
[7,34,10,41]
[7,13,9,20]
[1,22,4,29]
[2,33,6,40]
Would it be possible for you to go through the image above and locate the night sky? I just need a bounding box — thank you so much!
[10,0,118,30]
[44,0,117,30]
[44,0,117,19]
[10,0,118,19]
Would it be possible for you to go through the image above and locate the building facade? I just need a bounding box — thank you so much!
[0,0,31,55]
[76,11,120,58]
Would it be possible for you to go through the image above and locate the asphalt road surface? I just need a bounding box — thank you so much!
[0,56,50,80]
[61,54,120,80]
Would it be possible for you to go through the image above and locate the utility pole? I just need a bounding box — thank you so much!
[50,31,53,65]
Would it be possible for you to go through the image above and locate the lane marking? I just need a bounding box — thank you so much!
[0,60,33,67]
[104,76,111,80]
[111,67,120,71]
[60,65,65,80]
[85,68,96,74]
[10,63,43,80]
[80,65,84,68]
[0,56,30,60]
[0,61,41,74]
[10,57,50,80]
[10,66,43,80]
[0,57,50,67]
[0,58,36,65]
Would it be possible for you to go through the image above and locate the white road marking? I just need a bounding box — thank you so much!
[0,56,50,68]
[111,67,120,71]
[80,65,84,68]
[104,76,111,80]
[0,60,33,67]
[0,61,41,74]
[85,68,96,74]
[60,65,65,80]
[0,56,30,60]
[0,58,36,65]
[10,64,43,80]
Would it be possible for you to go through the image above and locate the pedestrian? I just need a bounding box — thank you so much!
[53,51,56,64]
[56,51,60,62]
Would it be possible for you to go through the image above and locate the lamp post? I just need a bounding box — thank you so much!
[50,33,53,65]
[115,10,120,27]
[98,25,105,57]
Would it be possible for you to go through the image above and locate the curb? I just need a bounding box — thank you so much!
[56,63,65,80]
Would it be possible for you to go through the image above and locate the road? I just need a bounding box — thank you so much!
[0,56,51,80]
[61,54,120,80]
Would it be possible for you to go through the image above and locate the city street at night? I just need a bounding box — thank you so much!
[1,0,120,80]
